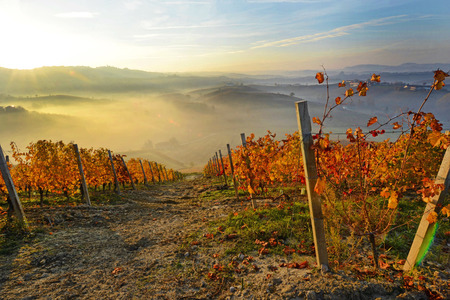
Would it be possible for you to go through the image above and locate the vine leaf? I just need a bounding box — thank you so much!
[367,117,378,127]
[315,72,325,84]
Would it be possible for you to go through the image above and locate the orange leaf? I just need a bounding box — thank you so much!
[392,122,401,129]
[315,72,325,84]
[388,192,398,209]
[312,117,322,125]
[371,74,381,82]
[434,81,445,90]
[314,177,326,195]
[434,69,449,82]
[379,261,390,270]
[335,97,342,105]
[427,211,438,224]
[345,88,354,97]
[338,80,346,87]
[441,204,450,217]
[367,117,378,127]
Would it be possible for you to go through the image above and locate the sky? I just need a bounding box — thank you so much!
[0,0,449,73]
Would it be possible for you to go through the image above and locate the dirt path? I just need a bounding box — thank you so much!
[0,177,448,299]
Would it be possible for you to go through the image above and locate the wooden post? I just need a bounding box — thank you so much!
[108,150,120,194]
[155,163,162,183]
[240,133,247,147]
[121,156,136,190]
[296,101,329,271]
[139,160,149,185]
[147,161,156,183]
[73,144,91,206]
[404,147,450,271]
[227,143,239,200]
[163,167,169,181]
[241,133,257,208]
[0,145,27,224]
[219,150,228,185]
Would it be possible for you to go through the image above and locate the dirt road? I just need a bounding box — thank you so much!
[0,176,447,299]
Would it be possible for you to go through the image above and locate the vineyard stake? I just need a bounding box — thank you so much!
[121,156,137,190]
[156,163,162,183]
[219,150,228,185]
[108,150,120,194]
[296,101,329,272]
[404,147,450,271]
[0,144,27,224]
[163,166,169,181]
[240,133,247,147]
[74,144,91,206]
[227,143,239,200]
[241,133,257,208]
[147,161,156,183]
[139,160,149,185]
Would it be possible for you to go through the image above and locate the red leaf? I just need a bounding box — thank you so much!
[315,72,325,84]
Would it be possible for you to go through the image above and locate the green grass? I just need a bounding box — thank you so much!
[208,199,313,256]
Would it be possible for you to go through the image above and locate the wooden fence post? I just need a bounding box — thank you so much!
[227,143,239,200]
[404,147,450,271]
[147,161,156,183]
[139,160,149,185]
[73,144,91,206]
[108,150,120,194]
[240,133,247,147]
[0,145,27,224]
[121,156,136,190]
[163,167,169,181]
[219,150,228,185]
[240,133,257,208]
[296,101,329,272]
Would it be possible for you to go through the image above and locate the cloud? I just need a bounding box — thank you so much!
[124,0,143,10]
[251,15,408,49]
[55,12,98,18]
[248,0,328,2]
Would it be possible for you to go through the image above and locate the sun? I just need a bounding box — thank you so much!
[0,8,71,69]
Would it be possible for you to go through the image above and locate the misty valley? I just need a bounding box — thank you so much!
[0,64,449,170]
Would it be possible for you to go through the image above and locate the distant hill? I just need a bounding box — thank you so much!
[341,63,450,74]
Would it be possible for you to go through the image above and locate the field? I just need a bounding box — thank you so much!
[0,175,448,299]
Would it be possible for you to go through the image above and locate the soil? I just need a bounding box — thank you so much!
[0,175,448,300]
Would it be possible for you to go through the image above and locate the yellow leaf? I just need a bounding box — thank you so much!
[388,192,398,209]
[371,74,381,82]
[380,187,390,198]
[367,117,378,127]
[314,177,326,195]
[434,81,445,90]
[315,72,325,84]
[427,211,438,224]
[345,88,354,97]
[248,185,255,195]
[427,131,443,147]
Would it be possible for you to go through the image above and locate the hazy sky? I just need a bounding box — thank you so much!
[1,0,449,72]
